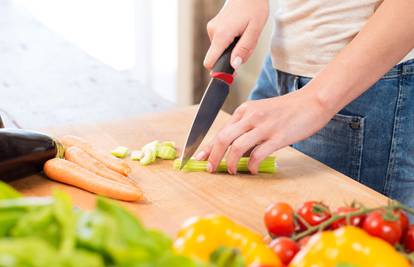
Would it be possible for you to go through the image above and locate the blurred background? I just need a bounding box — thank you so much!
[0,0,276,128]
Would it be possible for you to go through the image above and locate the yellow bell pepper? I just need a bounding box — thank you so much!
[174,215,281,267]
[289,226,410,267]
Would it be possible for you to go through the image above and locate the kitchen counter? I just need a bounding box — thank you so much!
[11,106,388,236]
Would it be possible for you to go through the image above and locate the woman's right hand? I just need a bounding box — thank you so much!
[203,0,269,70]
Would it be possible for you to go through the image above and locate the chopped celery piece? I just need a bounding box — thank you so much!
[173,157,276,173]
[161,141,176,148]
[157,145,177,160]
[142,141,160,154]
[140,150,157,165]
[136,140,178,165]
[111,146,129,158]
[130,150,144,161]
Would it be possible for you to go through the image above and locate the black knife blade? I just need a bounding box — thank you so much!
[179,37,239,169]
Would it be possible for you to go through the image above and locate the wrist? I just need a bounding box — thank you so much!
[301,80,342,118]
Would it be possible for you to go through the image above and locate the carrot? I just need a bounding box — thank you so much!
[64,146,137,187]
[44,158,144,202]
[60,135,131,176]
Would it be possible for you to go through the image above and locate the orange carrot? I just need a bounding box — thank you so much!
[64,146,137,187]
[44,158,144,202]
[60,135,131,176]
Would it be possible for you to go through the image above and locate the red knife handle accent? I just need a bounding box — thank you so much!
[211,37,240,85]
[211,72,234,85]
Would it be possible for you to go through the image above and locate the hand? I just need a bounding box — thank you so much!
[203,0,269,70]
[195,88,334,174]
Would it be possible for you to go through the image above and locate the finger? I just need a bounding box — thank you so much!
[206,21,215,41]
[207,117,254,173]
[248,140,281,174]
[195,108,244,161]
[231,24,261,69]
[226,128,264,175]
[194,144,212,160]
[203,33,234,70]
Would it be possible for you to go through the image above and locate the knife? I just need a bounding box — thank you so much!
[179,37,239,169]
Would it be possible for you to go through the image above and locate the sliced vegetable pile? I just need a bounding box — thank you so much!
[44,135,143,202]
[112,141,178,165]
[0,182,212,267]
[263,200,414,266]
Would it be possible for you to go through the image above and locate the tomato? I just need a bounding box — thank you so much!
[298,235,311,248]
[404,225,414,252]
[269,237,300,265]
[264,202,295,237]
[397,210,409,235]
[296,201,331,230]
[362,210,402,245]
[330,206,365,229]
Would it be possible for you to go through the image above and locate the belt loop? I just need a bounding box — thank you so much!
[293,76,299,91]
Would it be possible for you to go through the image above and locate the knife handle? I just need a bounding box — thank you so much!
[211,37,240,84]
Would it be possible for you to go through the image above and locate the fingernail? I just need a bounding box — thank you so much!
[228,169,237,175]
[207,162,213,173]
[195,151,206,160]
[232,56,242,69]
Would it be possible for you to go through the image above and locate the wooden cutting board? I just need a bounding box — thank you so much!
[10,106,387,236]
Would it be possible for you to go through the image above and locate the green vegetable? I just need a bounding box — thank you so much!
[157,145,177,160]
[161,141,176,148]
[0,181,212,267]
[210,247,245,267]
[131,150,144,161]
[111,146,129,158]
[134,140,178,165]
[173,157,276,173]
[0,183,21,199]
[140,149,157,165]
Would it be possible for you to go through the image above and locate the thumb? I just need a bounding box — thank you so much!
[231,24,261,69]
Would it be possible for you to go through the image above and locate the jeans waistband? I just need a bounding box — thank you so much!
[383,59,414,78]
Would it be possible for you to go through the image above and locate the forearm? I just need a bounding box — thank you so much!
[305,0,414,114]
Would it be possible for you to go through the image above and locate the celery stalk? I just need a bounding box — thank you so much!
[173,157,276,173]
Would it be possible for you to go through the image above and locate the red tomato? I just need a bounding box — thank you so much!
[362,210,402,245]
[298,235,311,248]
[331,206,365,229]
[397,210,409,235]
[404,225,414,252]
[264,202,295,237]
[296,201,331,230]
[269,237,300,265]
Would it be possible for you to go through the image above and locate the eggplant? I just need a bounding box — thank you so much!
[0,128,64,181]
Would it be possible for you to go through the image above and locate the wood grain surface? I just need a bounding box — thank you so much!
[10,106,388,236]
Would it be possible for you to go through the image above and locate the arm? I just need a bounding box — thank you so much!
[310,0,414,114]
[198,0,414,174]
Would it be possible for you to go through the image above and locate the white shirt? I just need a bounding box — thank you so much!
[271,0,414,77]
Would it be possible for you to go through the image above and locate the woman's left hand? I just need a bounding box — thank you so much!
[195,88,334,174]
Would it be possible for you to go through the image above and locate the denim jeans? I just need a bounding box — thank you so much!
[250,55,414,208]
